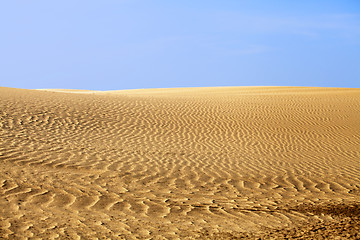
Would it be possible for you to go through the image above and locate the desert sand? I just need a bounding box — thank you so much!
[0,86,359,239]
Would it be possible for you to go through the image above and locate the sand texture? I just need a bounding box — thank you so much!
[1,86,360,239]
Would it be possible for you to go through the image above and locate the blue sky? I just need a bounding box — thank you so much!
[0,1,359,90]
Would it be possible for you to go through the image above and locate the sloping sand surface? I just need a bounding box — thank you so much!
[1,86,359,239]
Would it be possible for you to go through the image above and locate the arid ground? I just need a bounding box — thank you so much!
[1,86,359,239]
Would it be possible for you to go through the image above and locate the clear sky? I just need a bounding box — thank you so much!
[1,1,359,90]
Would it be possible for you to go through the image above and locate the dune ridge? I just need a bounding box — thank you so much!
[1,86,360,239]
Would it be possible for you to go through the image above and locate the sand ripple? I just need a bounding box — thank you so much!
[1,86,360,239]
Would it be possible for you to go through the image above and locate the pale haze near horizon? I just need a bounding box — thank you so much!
[0,0,359,90]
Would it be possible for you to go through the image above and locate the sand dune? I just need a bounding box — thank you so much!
[1,86,359,239]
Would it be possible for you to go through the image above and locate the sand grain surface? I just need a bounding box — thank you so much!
[1,86,360,239]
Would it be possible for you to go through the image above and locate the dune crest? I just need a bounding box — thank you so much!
[1,86,359,239]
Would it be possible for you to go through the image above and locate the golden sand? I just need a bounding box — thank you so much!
[1,86,359,239]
